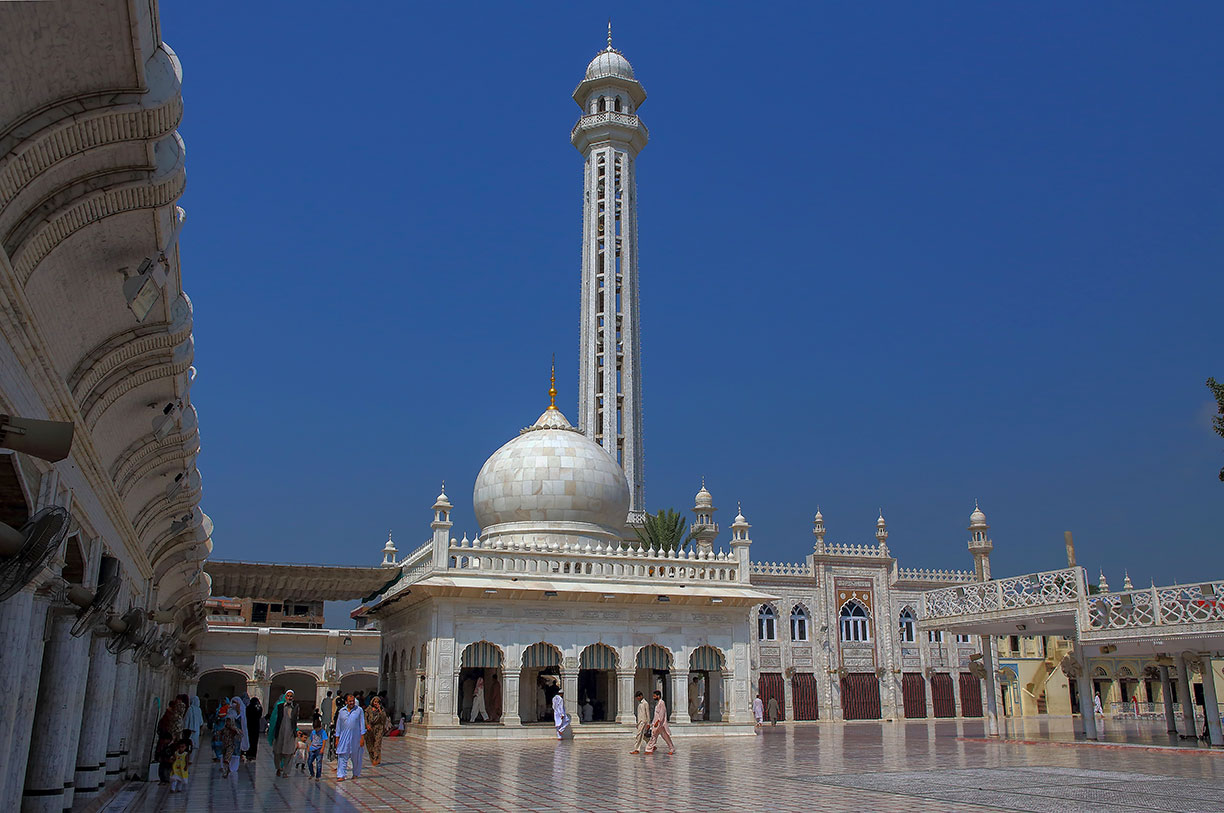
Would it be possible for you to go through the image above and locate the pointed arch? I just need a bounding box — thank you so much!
[839,599,870,642]
[898,606,917,643]
[758,604,777,641]
[461,640,505,669]
[790,603,810,642]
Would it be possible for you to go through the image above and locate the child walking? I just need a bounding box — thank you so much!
[294,731,309,774]
[307,719,327,780]
[170,741,189,792]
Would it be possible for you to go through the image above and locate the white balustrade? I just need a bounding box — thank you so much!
[445,536,740,584]
[570,111,649,140]
[923,567,1083,621]
[897,567,975,584]
[820,542,887,558]
[749,561,813,577]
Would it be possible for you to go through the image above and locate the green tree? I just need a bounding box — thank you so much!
[1209,377,1224,482]
[633,508,695,553]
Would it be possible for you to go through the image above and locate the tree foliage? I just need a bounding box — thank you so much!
[1209,377,1224,482]
[633,508,695,553]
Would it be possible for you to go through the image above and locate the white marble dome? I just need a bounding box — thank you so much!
[969,504,987,526]
[586,49,635,81]
[695,483,713,509]
[473,406,630,535]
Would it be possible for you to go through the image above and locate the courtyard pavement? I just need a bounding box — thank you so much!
[112,720,1224,812]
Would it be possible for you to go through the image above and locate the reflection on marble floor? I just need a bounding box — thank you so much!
[122,720,1224,813]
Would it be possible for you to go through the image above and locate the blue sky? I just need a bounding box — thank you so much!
[159,2,1223,626]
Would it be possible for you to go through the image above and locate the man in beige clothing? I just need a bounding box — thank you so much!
[630,691,650,754]
[644,690,675,755]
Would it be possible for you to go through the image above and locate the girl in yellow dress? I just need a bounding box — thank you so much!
[170,740,189,792]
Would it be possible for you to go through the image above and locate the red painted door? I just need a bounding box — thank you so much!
[792,673,818,720]
[902,673,927,718]
[840,673,881,720]
[959,673,983,717]
[759,673,785,721]
[931,673,956,717]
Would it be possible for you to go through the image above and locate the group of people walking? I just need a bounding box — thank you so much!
[550,687,678,754]
[156,689,400,792]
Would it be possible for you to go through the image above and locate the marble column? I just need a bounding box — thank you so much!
[106,652,138,781]
[781,671,793,722]
[980,636,1000,736]
[614,669,635,725]
[1076,668,1098,740]
[562,671,580,726]
[73,634,118,804]
[721,671,736,723]
[0,590,35,808]
[22,609,90,813]
[1177,654,1197,737]
[950,670,962,717]
[1,595,48,812]
[1159,665,1177,733]
[411,670,424,723]
[1199,656,1223,746]
[501,671,520,725]
[670,670,691,724]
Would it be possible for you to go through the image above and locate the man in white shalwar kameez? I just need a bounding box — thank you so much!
[552,690,571,739]
[335,694,366,781]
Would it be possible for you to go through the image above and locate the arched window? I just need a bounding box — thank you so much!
[614,97,622,112]
[840,601,870,642]
[599,97,607,112]
[790,604,809,642]
[898,608,916,643]
[758,605,777,641]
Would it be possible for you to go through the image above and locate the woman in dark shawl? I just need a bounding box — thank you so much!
[155,701,180,784]
[245,696,263,760]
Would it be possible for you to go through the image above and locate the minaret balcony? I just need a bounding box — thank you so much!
[571,111,649,153]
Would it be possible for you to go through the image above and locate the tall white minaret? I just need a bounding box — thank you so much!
[573,23,648,524]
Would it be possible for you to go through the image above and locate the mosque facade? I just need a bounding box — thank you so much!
[363,34,992,736]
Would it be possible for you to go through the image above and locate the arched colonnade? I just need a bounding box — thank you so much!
[384,640,735,727]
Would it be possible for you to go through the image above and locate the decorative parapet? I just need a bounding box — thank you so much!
[816,542,888,558]
[446,535,741,584]
[750,561,813,577]
[897,567,975,584]
[1085,580,1224,633]
[570,111,649,141]
[923,567,1083,621]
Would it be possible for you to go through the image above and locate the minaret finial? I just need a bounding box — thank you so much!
[548,354,557,410]
[607,18,613,50]
[701,475,705,488]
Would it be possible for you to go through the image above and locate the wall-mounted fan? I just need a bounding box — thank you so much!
[70,561,121,637]
[132,623,161,662]
[105,607,147,654]
[0,506,71,603]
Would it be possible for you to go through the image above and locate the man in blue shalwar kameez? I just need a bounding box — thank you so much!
[335,693,366,781]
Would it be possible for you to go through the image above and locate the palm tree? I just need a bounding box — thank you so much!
[633,509,695,553]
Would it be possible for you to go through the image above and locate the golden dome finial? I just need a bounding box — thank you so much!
[548,354,557,410]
